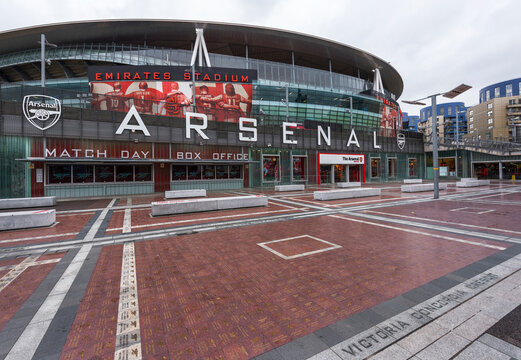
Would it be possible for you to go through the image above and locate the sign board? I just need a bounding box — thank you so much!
[36,168,43,183]
[319,153,365,165]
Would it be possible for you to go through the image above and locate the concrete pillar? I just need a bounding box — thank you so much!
[499,162,503,180]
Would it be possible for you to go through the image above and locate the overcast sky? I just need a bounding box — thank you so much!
[0,0,519,115]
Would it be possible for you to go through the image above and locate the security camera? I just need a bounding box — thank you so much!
[45,59,51,66]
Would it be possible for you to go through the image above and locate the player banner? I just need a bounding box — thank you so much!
[89,66,254,123]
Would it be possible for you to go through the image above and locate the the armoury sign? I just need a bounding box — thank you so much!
[23,95,62,130]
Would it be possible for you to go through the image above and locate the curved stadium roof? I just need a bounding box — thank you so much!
[0,19,403,98]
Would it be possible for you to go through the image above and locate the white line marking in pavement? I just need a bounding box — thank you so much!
[4,198,117,360]
[258,235,341,260]
[364,210,520,235]
[0,258,61,272]
[450,207,495,215]
[123,198,132,234]
[329,215,506,250]
[114,242,142,359]
[0,232,78,245]
[106,208,297,232]
[0,255,40,293]
[267,200,299,210]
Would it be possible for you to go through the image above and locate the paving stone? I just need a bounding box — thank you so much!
[416,332,470,360]
[452,312,499,341]
[396,322,448,355]
[478,333,521,359]
[453,341,511,360]
[368,344,414,360]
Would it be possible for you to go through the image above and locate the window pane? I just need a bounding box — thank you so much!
[48,165,71,184]
[135,165,152,181]
[172,165,187,181]
[95,165,114,182]
[229,165,242,179]
[216,165,228,179]
[116,165,134,182]
[371,158,380,178]
[292,157,306,180]
[202,165,215,180]
[73,165,93,183]
[409,159,417,177]
[263,156,279,182]
[187,165,202,180]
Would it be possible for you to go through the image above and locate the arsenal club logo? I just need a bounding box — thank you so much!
[23,95,62,131]
[397,133,406,150]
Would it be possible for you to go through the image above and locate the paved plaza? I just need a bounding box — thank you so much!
[0,182,521,359]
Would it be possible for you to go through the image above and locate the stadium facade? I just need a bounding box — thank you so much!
[0,20,425,198]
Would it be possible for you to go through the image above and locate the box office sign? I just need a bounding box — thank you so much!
[44,139,152,159]
[172,145,248,161]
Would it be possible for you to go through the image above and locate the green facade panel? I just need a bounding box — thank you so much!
[0,135,30,198]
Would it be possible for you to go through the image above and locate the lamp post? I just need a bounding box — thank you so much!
[38,34,57,88]
[403,84,471,199]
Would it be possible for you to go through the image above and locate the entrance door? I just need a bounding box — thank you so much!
[320,165,332,184]
[334,165,346,183]
[349,165,360,182]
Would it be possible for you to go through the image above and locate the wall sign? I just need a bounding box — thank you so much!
[319,153,365,165]
[23,95,62,131]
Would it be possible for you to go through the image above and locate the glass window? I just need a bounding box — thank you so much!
[116,165,134,182]
[262,156,279,182]
[439,107,444,115]
[134,165,152,181]
[495,87,500,97]
[202,165,215,180]
[486,90,490,101]
[216,165,228,179]
[488,103,493,109]
[48,165,71,184]
[447,106,452,115]
[388,158,397,178]
[292,156,306,181]
[408,158,417,177]
[371,158,380,178]
[488,118,493,124]
[95,165,114,182]
[470,110,473,115]
[229,165,242,179]
[187,165,202,180]
[172,165,187,181]
[73,165,93,183]
[506,84,513,97]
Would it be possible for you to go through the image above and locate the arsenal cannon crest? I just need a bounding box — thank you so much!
[23,95,62,130]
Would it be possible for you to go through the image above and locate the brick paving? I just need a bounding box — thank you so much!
[1,183,520,359]
[0,253,65,332]
[0,212,94,246]
[59,245,123,360]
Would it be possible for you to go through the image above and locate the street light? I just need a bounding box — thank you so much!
[402,84,471,199]
[38,34,57,88]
